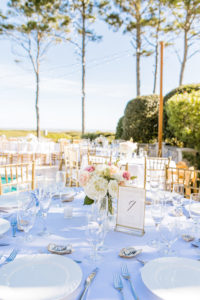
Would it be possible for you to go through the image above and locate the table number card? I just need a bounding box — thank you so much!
[115,185,146,236]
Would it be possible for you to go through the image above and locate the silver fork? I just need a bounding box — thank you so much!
[113,273,124,300]
[121,264,139,300]
[0,249,18,266]
[135,258,146,265]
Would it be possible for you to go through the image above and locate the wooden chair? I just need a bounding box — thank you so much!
[67,149,79,187]
[145,156,171,188]
[0,153,10,165]
[87,154,112,165]
[166,166,200,198]
[0,161,35,195]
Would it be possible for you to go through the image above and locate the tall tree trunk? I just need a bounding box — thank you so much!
[153,42,158,94]
[36,32,40,139]
[179,29,188,86]
[35,71,40,139]
[153,1,161,94]
[81,3,86,135]
[136,31,141,96]
[136,1,141,96]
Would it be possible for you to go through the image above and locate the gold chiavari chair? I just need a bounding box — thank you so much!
[88,147,97,156]
[67,149,79,187]
[87,154,112,165]
[0,161,35,195]
[35,153,47,166]
[166,166,200,198]
[145,156,171,188]
[0,153,11,165]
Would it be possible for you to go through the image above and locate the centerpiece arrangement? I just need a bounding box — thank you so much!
[80,164,135,214]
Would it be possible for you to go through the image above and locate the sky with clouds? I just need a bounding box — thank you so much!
[0,3,200,132]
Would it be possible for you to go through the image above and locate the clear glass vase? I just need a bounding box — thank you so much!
[85,200,107,262]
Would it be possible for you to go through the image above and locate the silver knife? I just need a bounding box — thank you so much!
[79,267,99,300]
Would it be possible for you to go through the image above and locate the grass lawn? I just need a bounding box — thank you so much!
[0,130,115,142]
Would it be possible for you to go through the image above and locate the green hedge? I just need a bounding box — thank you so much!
[164,84,200,139]
[122,94,159,143]
[115,116,124,139]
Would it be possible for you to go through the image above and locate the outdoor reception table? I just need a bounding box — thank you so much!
[0,191,199,300]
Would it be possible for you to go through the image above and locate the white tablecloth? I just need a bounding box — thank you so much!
[0,191,198,300]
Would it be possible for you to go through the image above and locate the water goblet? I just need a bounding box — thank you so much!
[56,171,66,204]
[38,186,52,236]
[160,217,179,255]
[189,193,200,239]
[17,193,36,242]
[172,183,184,216]
[149,196,165,248]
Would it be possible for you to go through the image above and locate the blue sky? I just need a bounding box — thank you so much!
[0,2,200,132]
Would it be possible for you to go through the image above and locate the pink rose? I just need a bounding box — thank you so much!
[79,171,90,186]
[85,165,95,173]
[122,171,131,181]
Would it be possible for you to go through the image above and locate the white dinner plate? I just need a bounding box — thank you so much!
[185,203,200,215]
[0,254,82,300]
[141,257,200,300]
[53,191,76,199]
[0,218,10,235]
[0,194,18,210]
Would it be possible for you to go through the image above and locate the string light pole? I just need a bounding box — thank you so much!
[158,41,164,157]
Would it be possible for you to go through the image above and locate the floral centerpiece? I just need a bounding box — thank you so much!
[79,164,135,214]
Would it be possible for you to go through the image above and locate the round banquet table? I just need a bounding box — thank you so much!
[0,190,199,300]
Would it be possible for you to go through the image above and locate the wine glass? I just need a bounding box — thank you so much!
[38,185,52,236]
[172,183,184,216]
[149,196,165,248]
[17,193,36,242]
[55,171,66,204]
[160,217,179,255]
[189,193,200,239]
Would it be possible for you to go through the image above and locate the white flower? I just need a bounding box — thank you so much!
[112,172,123,182]
[84,175,108,201]
[108,180,118,198]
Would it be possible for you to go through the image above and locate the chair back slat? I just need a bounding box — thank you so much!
[0,161,35,195]
[166,166,200,197]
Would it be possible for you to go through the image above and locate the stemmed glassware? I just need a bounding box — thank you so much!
[17,192,37,242]
[189,193,200,239]
[160,217,179,255]
[55,171,66,206]
[150,196,165,248]
[38,186,52,236]
[172,183,184,215]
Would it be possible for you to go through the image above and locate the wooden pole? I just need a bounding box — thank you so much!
[158,41,164,157]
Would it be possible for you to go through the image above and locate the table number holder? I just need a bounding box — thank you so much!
[115,185,146,236]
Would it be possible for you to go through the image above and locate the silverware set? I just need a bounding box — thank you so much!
[114,264,139,300]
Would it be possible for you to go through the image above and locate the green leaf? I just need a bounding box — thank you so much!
[130,176,137,180]
[84,196,94,205]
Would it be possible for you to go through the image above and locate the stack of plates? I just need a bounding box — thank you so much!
[0,254,82,300]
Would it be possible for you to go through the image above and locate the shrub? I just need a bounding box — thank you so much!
[165,90,200,150]
[82,132,115,142]
[182,152,200,169]
[115,116,124,139]
[122,95,159,143]
[164,84,200,139]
